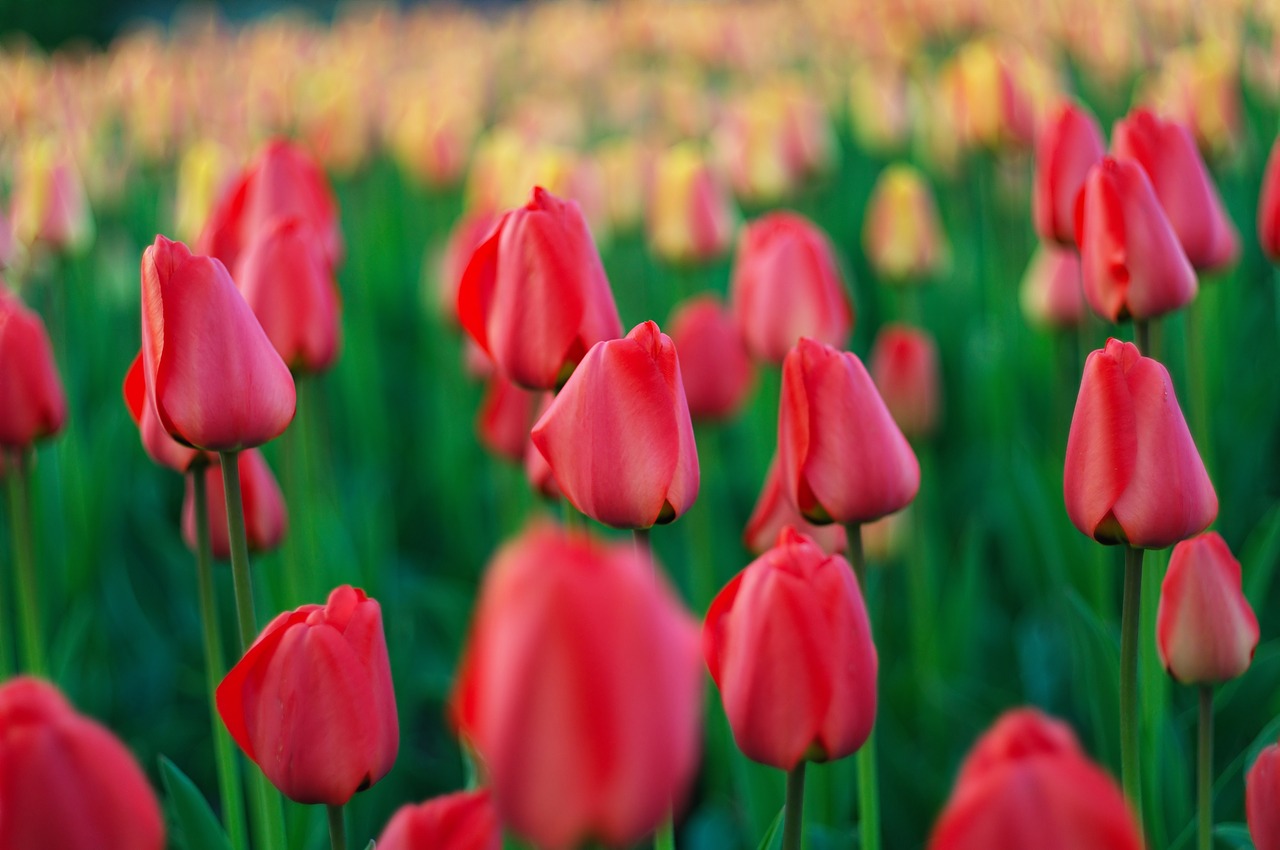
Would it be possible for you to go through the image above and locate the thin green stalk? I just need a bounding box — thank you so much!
[654,817,675,850]
[1120,545,1145,827]
[782,762,807,850]
[634,527,653,571]
[845,522,880,850]
[1134,319,1150,358]
[8,451,46,676]
[847,522,866,587]
[192,465,249,850]
[1184,295,1217,482]
[1198,686,1214,850]
[279,378,307,610]
[327,804,347,850]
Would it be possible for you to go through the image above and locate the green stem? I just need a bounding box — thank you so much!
[192,465,249,850]
[327,804,347,850]
[844,522,880,850]
[280,378,307,610]
[846,522,866,587]
[1134,319,1150,358]
[1198,685,1214,850]
[634,527,653,571]
[654,816,675,850]
[1120,545,1145,827]
[8,450,46,676]
[782,762,807,850]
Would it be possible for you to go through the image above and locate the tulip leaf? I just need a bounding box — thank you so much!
[1213,823,1255,849]
[755,806,785,850]
[158,755,232,850]
[364,842,376,850]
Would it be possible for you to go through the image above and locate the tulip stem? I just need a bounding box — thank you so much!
[845,522,881,850]
[1134,319,1150,357]
[634,527,653,572]
[655,816,676,850]
[327,804,347,850]
[1198,685,1214,850]
[782,762,806,850]
[192,465,249,850]
[1120,545,1145,827]
[846,521,865,587]
[7,450,46,677]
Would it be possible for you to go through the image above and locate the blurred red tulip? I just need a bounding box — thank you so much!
[729,211,853,363]
[377,789,501,850]
[667,294,754,420]
[124,352,202,471]
[1156,532,1258,684]
[1076,157,1197,322]
[140,235,296,452]
[704,527,875,769]
[457,186,623,390]
[1249,744,1280,850]
[0,286,67,450]
[476,374,540,463]
[1033,100,1106,246]
[182,450,287,559]
[779,337,919,525]
[862,164,948,283]
[531,321,698,529]
[0,677,165,850]
[438,212,499,323]
[1112,108,1239,272]
[744,457,848,556]
[1258,137,1280,263]
[217,585,398,805]
[451,524,702,850]
[869,323,941,440]
[1064,338,1216,549]
[1019,245,1084,328]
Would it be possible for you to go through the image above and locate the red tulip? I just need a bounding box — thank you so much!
[929,708,1142,850]
[1075,157,1197,322]
[438,212,499,323]
[531,321,698,529]
[1156,532,1258,684]
[234,216,342,374]
[730,211,853,363]
[457,187,623,390]
[0,286,67,449]
[869,323,941,440]
[0,677,165,850]
[1032,100,1106,246]
[779,337,919,525]
[140,235,296,452]
[1112,108,1239,271]
[667,294,754,420]
[523,393,561,500]
[123,352,202,471]
[1064,338,1216,549]
[198,138,343,272]
[217,585,398,805]
[1258,137,1280,263]
[182,450,287,559]
[451,524,702,850]
[1248,743,1280,850]
[476,374,541,464]
[377,789,501,850]
[704,527,876,769]
[743,457,848,556]
[1019,245,1084,328]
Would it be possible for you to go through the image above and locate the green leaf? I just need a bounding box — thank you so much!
[755,806,785,850]
[1214,823,1255,849]
[158,756,232,850]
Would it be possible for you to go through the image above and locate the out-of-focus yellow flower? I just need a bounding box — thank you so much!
[862,163,948,284]
[647,143,738,265]
[295,64,371,175]
[466,129,533,214]
[1142,41,1242,160]
[386,78,480,189]
[938,39,1035,152]
[596,138,652,233]
[10,137,93,254]
[849,62,912,156]
[174,139,236,245]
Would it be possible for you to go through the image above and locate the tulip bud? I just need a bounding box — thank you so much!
[729,211,853,363]
[1249,744,1280,850]
[436,212,499,325]
[667,294,754,420]
[10,137,93,253]
[779,338,919,525]
[940,40,1035,151]
[182,450,287,559]
[869,323,941,440]
[451,524,702,850]
[475,374,540,464]
[1032,100,1106,246]
[1019,245,1084,329]
[0,677,165,850]
[531,321,699,529]
[123,352,203,472]
[1064,338,1216,548]
[457,186,623,390]
[862,164,948,283]
[0,286,67,450]
[376,789,501,850]
[217,585,399,805]
[744,457,848,556]
[1258,137,1280,264]
[705,528,876,769]
[1075,157,1197,322]
[1156,532,1258,684]
[647,143,738,265]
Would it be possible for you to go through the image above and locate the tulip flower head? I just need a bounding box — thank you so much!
[10,137,93,253]
[123,352,203,472]
[182,450,288,559]
[1032,100,1106,246]
[868,323,942,440]
[476,375,541,464]
[667,294,754,420]
[1249,744,1280,850]
[1019,245,1084,328]
[647,143,738,265]
[862,163,948,284]
[376,788,501,850]
[743,456,848,556]
[1258,137,1280,264]
[0,286,67,450]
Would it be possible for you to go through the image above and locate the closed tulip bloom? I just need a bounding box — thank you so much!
[182,450,287,559]
[476,374,540,463]
[377,789,501,850]
[140,235,296,451]
[0,287,67,449]
[744,457,848,556]
[1064,338,1216,549]
[1156,532,1258,684]
[0,677,165,850]
[1032,100,1106,245]
[779,338,919,525]
[235,216,342,374]
[929,708,1142,850]
[437,211,499,324]
[1248,744,1280,850]
[869,323,941,440]
[1257,138,1280,263]
[10,138,93,253]
[216,585,398,805]
[531,321,698,529]
[1075,157,1197,322]
[451,524,702,850]
[667,294,754,420]
[1019,245,1084,328]
[647,143,738,265]
[457,187,623,390]
[863,164,948,283]
[123,352,202,472]
[1112,109,1239,271]
[729,211,853,363]
[705,528,875,769]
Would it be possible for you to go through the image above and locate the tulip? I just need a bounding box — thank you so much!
[531,320,699,529]
[140,235,296,452]
[868,323,941,440]
[10,137,93,253]
[779,337,919,526]
[1248,744,1280,850]
[647,143,738,265]
[729,211,853,363]
[1258,137,1280,263]
[451,524,702,850]
[377,789,501,850]
[1019,245,1084,328]
[862,164,948,283]
[174,139,235,244]
[234,216,342,375]
[123,351,203,472]
[705,527,875,769]
[1064,338,1216,549]
[0,286,67,450]
[183,450,287,560]
[457,186,623,390]
[1112,109,1239,272]
[0,677,165,850]
[1075,157,1197,323]
[744,457,848,556]
[476,374,540,464]
[1032,100,1106,246]
[939,40,1035,151]
[928,708,1142,850]
[217,585,398,806]
[437,211,499,324]
[667,294,754,420]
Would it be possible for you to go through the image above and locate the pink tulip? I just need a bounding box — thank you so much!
[1249,743,1280,850]
[1019,245,1084,328]
[1259,138,1280,263]
[868,323,941,440]
[475,374,540,464]
[438,212,499,323]
[123,352,202,472]
[667,294,754,420]
[1032,100,1106,246]
[0,286,67,450]
[182,450,287,559]
[376,789,501,850]
[743,457,847,556]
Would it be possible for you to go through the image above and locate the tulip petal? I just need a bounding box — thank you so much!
[1063,344,1137,542]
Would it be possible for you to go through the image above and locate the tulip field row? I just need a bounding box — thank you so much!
[3,0,1280,848]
